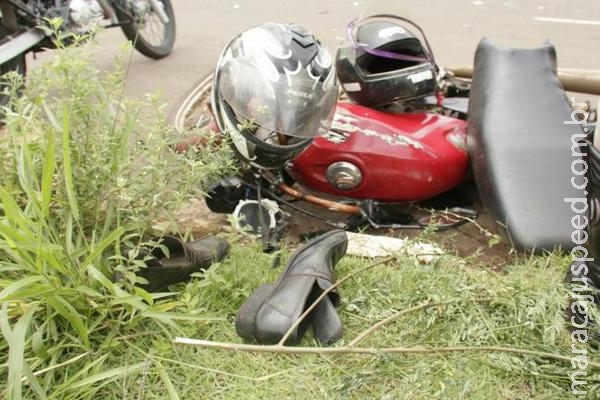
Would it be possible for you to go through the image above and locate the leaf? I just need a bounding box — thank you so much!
[488,234,502,247]
[0,303,38,400]
[0,186,27,231]
[79,227,124,270]
[74,285,103,298]
[133,286,154,305]
[16,142,38,200]
[86,264,116,291]
[0,275,45,300]
[31,329,48,359]
[142,311,226,322]
[45,295,89,346]
[50,353,109,397]
[157,361,180,400]
[40,132,56,219]
[21,362,48,400]
[60,104,80,222]
[109,295,149,311]
[1,285,55,301]
[67,362,147,389]
[42,100,60,130]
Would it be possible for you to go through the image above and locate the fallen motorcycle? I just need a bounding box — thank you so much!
[181,16,477,239]
[0,0,176,106]
[178,14,598,252]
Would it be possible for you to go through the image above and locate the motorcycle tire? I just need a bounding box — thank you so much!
[114,0,176,59]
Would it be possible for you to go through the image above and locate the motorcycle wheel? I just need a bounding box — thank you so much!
[114,0,176,59]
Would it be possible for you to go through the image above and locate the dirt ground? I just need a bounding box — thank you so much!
[173,190,515,270]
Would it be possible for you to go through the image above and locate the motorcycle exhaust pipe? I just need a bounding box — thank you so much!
[277,182,361,215]
[448,66,600,96]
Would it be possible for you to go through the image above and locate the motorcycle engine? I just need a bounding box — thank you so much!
[69,0,104,33]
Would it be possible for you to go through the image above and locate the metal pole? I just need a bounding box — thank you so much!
[448,67,600,96]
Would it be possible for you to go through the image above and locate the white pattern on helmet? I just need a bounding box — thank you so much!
[283,61,302,87]
[305,66,321,91]
[314,49,332,69]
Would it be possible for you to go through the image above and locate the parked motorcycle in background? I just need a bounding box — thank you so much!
[0,0,176,106]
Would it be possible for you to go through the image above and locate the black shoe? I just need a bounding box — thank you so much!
[235,229,347,345]
[120,235,230,292]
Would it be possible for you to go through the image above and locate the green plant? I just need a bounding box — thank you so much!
[0,28,235,399]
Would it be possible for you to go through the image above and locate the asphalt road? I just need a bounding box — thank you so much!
[32,0,600,122]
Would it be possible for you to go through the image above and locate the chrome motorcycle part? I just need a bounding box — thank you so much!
[69,0,104,33]
[233,199,282,236]
[148,0,169,24]
[325,161,363,191]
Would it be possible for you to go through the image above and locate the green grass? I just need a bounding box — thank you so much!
[0,24,235,399]
[0,24,599,399]
[23,240,593,400]
[147,243,599,400]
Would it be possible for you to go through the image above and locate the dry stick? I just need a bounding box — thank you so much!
[21,351,91,382]
[277,256,395,345]
[348,298,492,347]
[173,337,600,370]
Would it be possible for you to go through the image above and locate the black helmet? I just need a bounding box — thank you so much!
[336,15,438,107]
[211,23,339,169]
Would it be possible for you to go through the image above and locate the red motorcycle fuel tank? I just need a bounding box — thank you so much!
[287,102,469,202]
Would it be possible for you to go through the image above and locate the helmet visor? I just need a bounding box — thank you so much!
[216,50,339,139]
[347,14,435,65]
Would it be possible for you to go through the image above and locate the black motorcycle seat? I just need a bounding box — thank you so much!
[467,38,586,251]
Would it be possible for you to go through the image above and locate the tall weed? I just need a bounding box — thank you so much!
[0,30,234,399]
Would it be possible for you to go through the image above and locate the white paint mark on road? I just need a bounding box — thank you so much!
[534,16,600,26]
